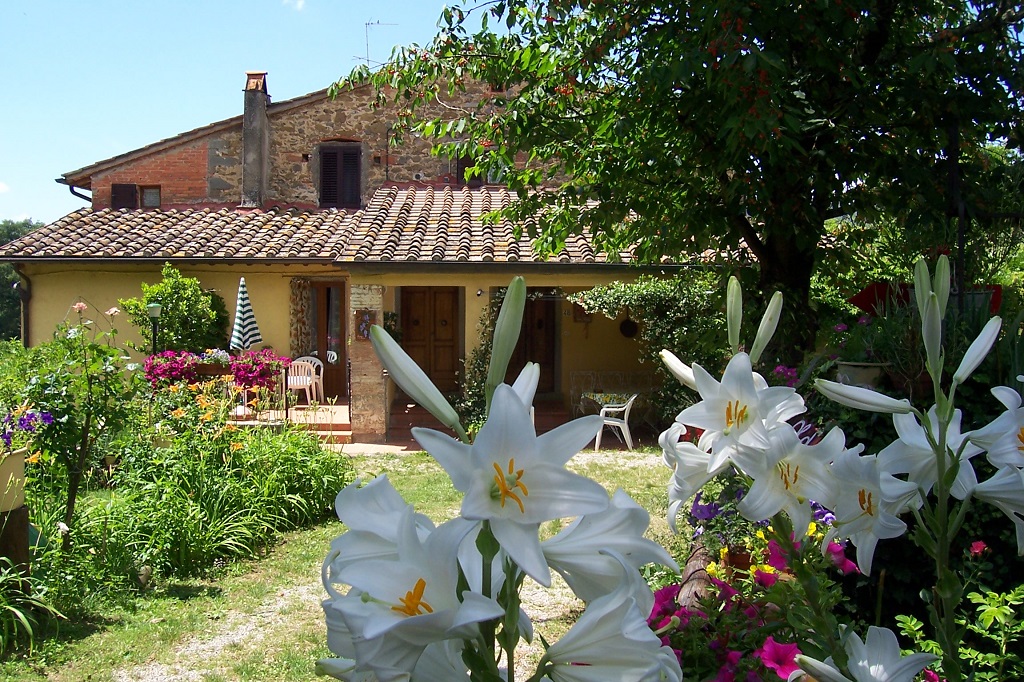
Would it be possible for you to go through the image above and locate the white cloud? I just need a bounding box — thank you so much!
[282,0,305,9]
[0,181,9,194]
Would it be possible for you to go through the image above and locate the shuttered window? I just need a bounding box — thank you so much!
[111,184,139,210]
[319,146,361,208]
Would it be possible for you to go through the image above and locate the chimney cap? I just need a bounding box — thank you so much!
[245,72,268,92]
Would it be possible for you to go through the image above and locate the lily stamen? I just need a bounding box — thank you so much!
[858,489,875,517]
[492,458,529,513]
[391,578,434,617]
[778,461,800,490]
[724,399,749,432]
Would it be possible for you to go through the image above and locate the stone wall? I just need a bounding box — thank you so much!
[348,283,387,440]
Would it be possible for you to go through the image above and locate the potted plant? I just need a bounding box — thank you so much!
[0,408,51,512]
[822,315,889,387]
[194,348,234,377]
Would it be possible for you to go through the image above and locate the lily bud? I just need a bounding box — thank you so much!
[486,277,526,411]
[815,378,913,414]
[932,255,950,319]
[727,276,742,354]
[659,349,696,390]
[370,325,465,437]
[922,293,942,376]
[953,316,1002,385]
[913,258,932,314]
[749,291,783,365]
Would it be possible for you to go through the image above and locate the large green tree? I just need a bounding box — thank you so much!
[0,219,42,341]
[341,0,1023,348]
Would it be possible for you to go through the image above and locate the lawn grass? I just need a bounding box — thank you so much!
[0,447,679,681]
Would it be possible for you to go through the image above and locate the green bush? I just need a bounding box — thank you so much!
[572,271,729,423]
[119,263,229,354]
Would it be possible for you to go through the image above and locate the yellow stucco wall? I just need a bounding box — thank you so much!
[19,262,341,359]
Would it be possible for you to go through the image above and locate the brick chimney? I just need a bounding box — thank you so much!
[240,72,270,208]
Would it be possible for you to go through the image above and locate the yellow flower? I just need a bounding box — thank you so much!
[755,563,777,574]
[171,408,187,418]
[188,383,201,392]
[169,384,181,393]
[200,411,213,422]
[197,395,214,409]
[756,529,767,542]
[706,562,720,578]
[223,424,237,432]
[230,442,244,452]
[26,451,40,464]
[719,547,729,562]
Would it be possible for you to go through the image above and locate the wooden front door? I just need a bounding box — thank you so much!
[311,282,348,397]
[400,287,460,393]
[506,293,557,394]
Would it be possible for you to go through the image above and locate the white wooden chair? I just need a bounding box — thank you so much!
[594,393,638,451]
[288,356,324,405]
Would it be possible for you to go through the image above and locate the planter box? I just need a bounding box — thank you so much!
[0,448,26,512]
[194,363,234,378]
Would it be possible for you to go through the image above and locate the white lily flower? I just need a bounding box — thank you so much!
[970,384,1024,468]
[412,384,608,586]
[824,448,918,576]
[323,476,435,586]
[411,640,470,681]
[814,379,913,414]
[973,466,1024,554]
[540,551,683,682]
[543,489,679,603]
[314,656,374,681]
[370,325,466,440]
[952,316,1001,385]
[789,625,937,682]
[661,423,731,531]
[733,424,842,537]
[335,510,503,669]
[677,352,805,470]
[877,407,981,499]
[659,349,696,390]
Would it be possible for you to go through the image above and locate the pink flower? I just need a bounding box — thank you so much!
[753,636,802,679]
[969,540,988,557]
[105,306,120,316]
[754,569,779,588]
[834,323,848,332]
[714,650,744,682]
[922,670,943,682]
[825,541,861,575]
[709,576,739,604]
[766,540,790,571]
[72,301,88,313]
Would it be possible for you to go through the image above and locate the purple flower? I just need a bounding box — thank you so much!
[690,492,722,521]
[834,323,848,332]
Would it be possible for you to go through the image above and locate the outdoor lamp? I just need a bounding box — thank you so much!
[146,302,162,354]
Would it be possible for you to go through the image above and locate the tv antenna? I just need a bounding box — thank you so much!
[360,20,398,67]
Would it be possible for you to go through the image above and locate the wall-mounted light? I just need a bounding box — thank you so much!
[476,289,484,297]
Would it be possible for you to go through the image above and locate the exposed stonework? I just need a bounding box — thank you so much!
[348,284,386,440]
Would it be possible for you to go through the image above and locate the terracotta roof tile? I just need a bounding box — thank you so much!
[337,185,634,265]
[0,185,636,266]
[0,206,357,262]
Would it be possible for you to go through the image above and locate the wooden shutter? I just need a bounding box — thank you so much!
[319,147,361,208]
[111,184,138,209]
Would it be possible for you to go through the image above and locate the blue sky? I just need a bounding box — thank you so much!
[0,0,452,224]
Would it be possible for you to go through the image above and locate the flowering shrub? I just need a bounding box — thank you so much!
[144,350,199,387]
[822,314,876,362]
[230,349,289,390]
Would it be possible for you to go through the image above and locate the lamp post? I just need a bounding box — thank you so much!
[146,303,162,355]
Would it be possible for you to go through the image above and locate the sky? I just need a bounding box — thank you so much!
[0,0,455,225]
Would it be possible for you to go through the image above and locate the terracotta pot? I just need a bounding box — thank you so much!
[0,448,27,512]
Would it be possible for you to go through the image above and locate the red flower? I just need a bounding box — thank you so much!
[969,540,989,557]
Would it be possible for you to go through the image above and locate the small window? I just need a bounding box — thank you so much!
[456,156,484,188]
[141,186,161,208]
[319,145,362,208]
[111,183,139,210]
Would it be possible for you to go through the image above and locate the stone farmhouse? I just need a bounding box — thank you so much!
[0,72,669,441]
